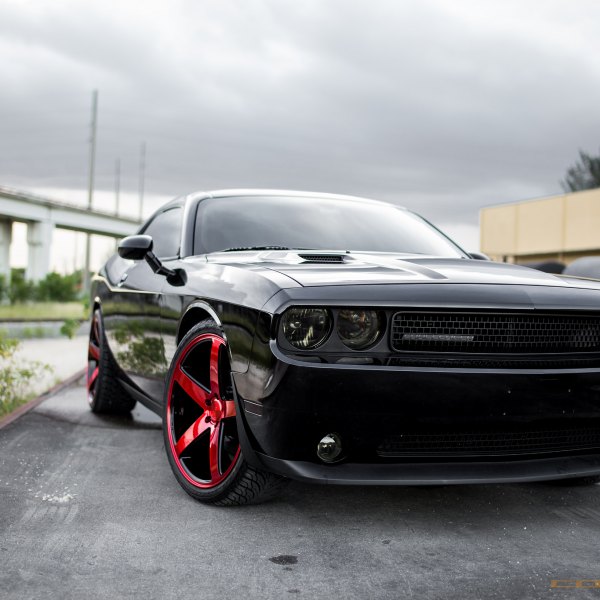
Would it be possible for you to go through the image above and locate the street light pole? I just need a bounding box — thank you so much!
[115,157,121,216]
[138,141,146,222]
[83,89,98,295]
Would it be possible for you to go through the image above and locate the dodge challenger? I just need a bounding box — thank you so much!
[88,189,600,505]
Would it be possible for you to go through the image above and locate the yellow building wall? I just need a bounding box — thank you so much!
[515,197,564,255]
[480,188,600,261]
[479,204,517,256]
[564,188,600,251]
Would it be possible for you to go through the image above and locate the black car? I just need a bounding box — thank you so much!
[89,189,600,505]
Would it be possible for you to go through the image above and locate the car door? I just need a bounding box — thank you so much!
[103,205,183,404]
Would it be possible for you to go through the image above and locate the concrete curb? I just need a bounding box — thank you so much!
[0,367,86,431]
[0,320,89,340]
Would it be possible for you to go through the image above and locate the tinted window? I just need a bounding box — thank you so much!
[142,207,182,257]
[194,196,464,257]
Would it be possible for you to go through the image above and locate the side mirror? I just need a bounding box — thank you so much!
[118,234,187,287]
[118,235,153,261]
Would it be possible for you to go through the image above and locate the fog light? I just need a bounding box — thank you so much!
[317,433,343,463]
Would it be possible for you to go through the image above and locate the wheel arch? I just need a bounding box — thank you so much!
[177,301,222,345]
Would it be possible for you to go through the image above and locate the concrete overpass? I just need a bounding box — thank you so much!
[0,185,141,282]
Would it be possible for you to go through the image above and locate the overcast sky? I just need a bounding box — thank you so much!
[2,0,600,267]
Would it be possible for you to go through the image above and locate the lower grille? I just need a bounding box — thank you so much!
[391,311,600,354]
[378,425,600,458]
[387,355,600,369]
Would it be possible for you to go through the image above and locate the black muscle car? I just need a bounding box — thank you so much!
[89,189,600,505]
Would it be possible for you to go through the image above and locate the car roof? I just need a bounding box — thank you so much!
[143,190,410,255]
[190,189,407,210]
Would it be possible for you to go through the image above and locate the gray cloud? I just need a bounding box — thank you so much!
[1,0,600,239]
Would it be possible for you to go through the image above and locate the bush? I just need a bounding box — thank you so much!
[35,271,80,302]
[60,319,80,339]
[6,269,82,304]
[0,274,7,303]
[0,332,52,416]
[8,269,35,304]
[82,296,90,318]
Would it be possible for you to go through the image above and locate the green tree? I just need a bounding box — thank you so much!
[561,149,600,192]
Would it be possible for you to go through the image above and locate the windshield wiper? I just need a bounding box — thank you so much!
[221,245,291,252]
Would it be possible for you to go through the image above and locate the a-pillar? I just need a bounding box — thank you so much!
[0,219,12,287]
[26,220,53,282]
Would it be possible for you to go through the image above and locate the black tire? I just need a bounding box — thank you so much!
[547,475,600,486]
[163,320,288,506]
[87,308,136,414]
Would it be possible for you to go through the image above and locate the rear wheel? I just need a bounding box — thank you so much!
[163,320,288,505]
[87,309,136,414]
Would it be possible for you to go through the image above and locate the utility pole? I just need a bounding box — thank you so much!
[115,157,121,216]
[83,89,98,294]
[138,141,146,222]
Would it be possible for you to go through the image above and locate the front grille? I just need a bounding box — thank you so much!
[378,425,600,458]
[391,312,600,354]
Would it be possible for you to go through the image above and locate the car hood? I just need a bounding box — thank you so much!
[205,250,600,290]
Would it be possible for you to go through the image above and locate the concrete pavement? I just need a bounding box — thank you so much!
[1,381,600,599]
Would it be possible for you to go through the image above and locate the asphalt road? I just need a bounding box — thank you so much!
[1,381,600,600]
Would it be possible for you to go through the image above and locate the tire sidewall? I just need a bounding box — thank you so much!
[88,308,106,412]
[88,308,136,414]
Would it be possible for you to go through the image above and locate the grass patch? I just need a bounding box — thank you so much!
[0,392,36,418]
[0,332,52,417]
[0,302,84,321]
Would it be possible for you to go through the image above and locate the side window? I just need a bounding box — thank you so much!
[142,207,182,258]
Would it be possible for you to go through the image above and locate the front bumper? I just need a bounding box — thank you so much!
[233,345,600,484]
[254,451,600,485]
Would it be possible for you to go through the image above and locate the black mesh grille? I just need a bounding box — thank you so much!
[378,425,600,457]
[391,312,600,354]
[298,254,345,263]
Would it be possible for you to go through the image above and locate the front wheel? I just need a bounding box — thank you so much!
[162,320,288,506]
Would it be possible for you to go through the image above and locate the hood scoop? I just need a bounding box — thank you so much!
[298,253,346,264]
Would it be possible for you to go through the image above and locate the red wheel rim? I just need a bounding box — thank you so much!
[166,333,241,489]
[87,313,101,405]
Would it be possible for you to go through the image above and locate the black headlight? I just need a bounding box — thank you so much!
[336,309,382,349]
[282,307,332,349]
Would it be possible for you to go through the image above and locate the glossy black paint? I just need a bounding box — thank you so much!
[117,234,153,260]
[236,354,600,462]
[91,190,600,485]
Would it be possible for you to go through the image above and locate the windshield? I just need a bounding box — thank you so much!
[194,195,466,257]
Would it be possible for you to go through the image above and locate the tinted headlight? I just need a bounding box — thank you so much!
[337,309,382,349]
[282,307,332,349]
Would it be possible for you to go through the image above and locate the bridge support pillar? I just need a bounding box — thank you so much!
[0,219,12,288]
[26,220,53,282]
